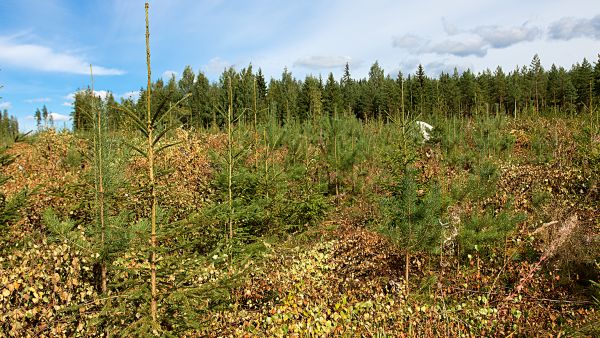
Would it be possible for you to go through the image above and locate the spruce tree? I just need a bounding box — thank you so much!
[116,4,190,327]
[34,108,42,129]
[416,64,426,115]
[341,62,354,115]
[42,105,49,127]
[594,54,600,99]
[493,66,507,114]
[256,68,268,104]
[323,72,341,117]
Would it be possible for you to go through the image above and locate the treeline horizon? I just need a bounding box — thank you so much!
[62,53,600,131]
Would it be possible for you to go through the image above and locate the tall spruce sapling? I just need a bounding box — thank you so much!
[116,2,191,327]
[45,66,129,299]
[207,74,276,242]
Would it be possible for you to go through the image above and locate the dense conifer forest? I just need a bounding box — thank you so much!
[0,3,599,337]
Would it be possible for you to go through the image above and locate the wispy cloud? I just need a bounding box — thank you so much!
[294,56,352,69]
[441,17,460,35]
[548,15,600,40]
[394,20,541,58]
[421,38,487,57]
[0,101,12,110]
[392,34,425,49]
[24,97,51,103]
[425,60,470,76]
[49,112,71,122]
[120,91,140,100]
[65,90,111,102]
[161,70,178,80]
[204,57,232,75]
[473,23,541,48]
[0,36,125,75]
[393,58,421,75]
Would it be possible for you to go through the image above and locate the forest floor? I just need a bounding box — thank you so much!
[1,115,599,336]
[201,218,599,337]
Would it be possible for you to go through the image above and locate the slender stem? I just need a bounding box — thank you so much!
[227,76,234,241]
[145,2,158,325]
[90,64,107,294]
[264,129,269,200]
[405,251,410,296]
[253,78,258,132]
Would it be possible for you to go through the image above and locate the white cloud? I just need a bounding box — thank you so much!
[442,17,460,35]
[392,34,425,49]
[294,56,352,69]
[25,97,51,103]
[0,36,125,75]
[25,115,35,120]
[92,90,110,100]
[548,15,600,40]
[120,91,140,100]
[161,70,178,80]
[65,90,110,102]
[473,23,541,48]
[204,57,232,75]
[0,102,12,110]
[392,58,421,75]
[49,112,71,122]
[421,38,487,57]
[425,60,470,76]
[394,20,540,58]
[62,102,73,107]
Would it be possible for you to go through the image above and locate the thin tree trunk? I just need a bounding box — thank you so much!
[405,251,410,296]
[265,129,269,200]
[253,78,258,132]
[227,77,234,241]
[90,65,107,294]
[333,107,339,199]
[145,2,158,325]
[401,78,405,121]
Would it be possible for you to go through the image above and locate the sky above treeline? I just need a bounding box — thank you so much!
[0,0,599,132]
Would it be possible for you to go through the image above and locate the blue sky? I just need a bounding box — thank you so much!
[1,0,599,132]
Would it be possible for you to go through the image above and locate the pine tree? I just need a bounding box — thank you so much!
[529,54,545,113]
[493,66,507,114]
[381,165,443,295]
[546,64,560,113]
[562,68,578,113]
[459,70,477,115]
[34,108,42,129]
